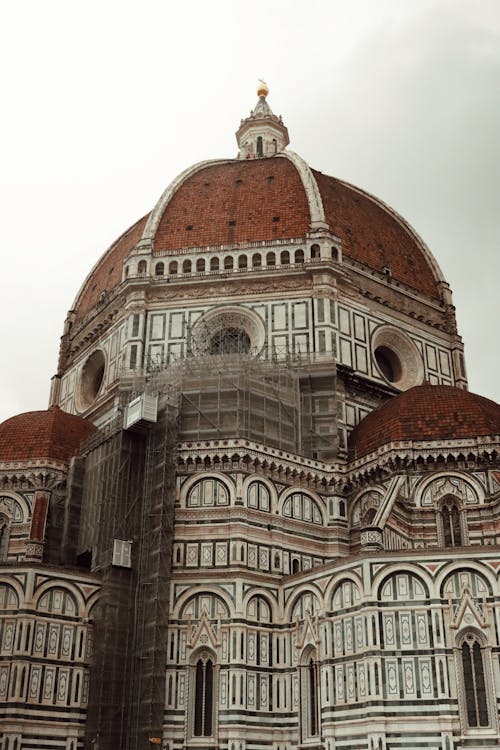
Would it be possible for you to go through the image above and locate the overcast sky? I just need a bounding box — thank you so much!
[1,0,499,423]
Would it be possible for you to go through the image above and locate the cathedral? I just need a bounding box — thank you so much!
[1,83,500,750]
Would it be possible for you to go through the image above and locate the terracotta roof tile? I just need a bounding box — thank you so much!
[0,407,96,464]
[350,385,500,458]
[313,171,441,300]
[71,157,444,325]
[154,159,310,250]
[75,214,149,321]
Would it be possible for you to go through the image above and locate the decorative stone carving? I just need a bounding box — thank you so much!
[360,526,384,550]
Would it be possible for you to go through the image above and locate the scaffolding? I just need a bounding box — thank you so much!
[72,344,339,750]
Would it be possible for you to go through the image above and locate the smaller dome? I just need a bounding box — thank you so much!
[350,385,500,458]
[0,407,96,464]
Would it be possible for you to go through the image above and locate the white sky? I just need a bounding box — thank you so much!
[1,0,499,423]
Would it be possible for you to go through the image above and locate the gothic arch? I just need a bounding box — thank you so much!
[279,488,326,526]
[326,575,363,612]
[455,628,496,731]
[350,488,384,527]
[414,471,484,508]
[188,646,219,741]
[373,567,431,601]
[438,565,493,600]
[241,588,279,622]
[33,581,84,616]
[180,472,236,508]
[435,494,468,547]
[284,584,323,621]
[174,587,234,620]
[0,579,22,609]
[241,475,278,513]
[299,642,320,741]
[0,492,31,524]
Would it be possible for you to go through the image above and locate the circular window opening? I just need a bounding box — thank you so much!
[374,346,402,383]
[371,325,424,391]
[210,327,251,355]
[79,350,105,409]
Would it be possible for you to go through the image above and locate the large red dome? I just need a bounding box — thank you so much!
[71,155,444,324]
[0,407,96,464]
[350,385,500,458]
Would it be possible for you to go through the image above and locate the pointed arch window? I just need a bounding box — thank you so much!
[308,658,318,736]
[0,514,10,561]
[257,136,263,157]
[438,496,465,547]
[460,632,489,728]
[300,647,320,741]
[443,503,462,546]
[193,653,214,737]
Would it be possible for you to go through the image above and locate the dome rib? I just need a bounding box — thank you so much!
[313,170,444,300]
[69,155,449,326]
[71,213,149,322]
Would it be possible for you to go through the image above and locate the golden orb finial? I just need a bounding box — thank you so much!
[257,79,269,98]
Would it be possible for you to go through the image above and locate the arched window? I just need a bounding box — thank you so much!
[257,136,263,157]
[224,256,234,270]
[137,260,147,274]
[280,250,290,265]
[311,244,320,259]
[187,478,229,507]
[125,265,129,278]
[247,482,270,511]
[0,514,10,561]
[168,261,178,275]
[0,582,18,609]
[440,498,463,546]
[38,587,78,615]
[155,262,164,276]
[295,249,304,264]
[193,653,214,737]
[238,255,247,269]
[282,492,323,524]
[266,252,276,266]
[209,328,251,355]
[331,246,339,261]
[183,259,192,274]
[300,648,319,740]
[272,138,277,154]
[210,257,219,272]
[247,595,271,623]
[196,258,205,273]
[460,632,490,727]
[308,658,318,736]
[252,253,262,268]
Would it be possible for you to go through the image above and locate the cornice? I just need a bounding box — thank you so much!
[177,435,500,495]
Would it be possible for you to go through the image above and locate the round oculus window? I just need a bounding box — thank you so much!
[209,327,251,355]
[371,326,424,391]
[78,350,105,410]
[190,306,265,357]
